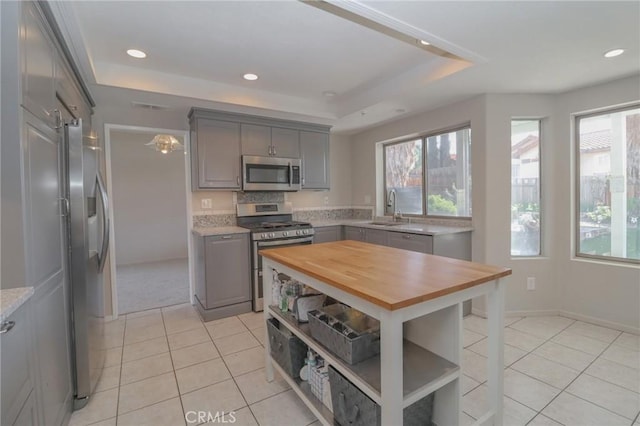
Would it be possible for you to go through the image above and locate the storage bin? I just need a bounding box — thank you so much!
[266,318,307,378]
[308,360,332,413]
[308,305,380,364]
[328,366,434,426]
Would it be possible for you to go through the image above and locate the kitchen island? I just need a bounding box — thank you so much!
[261,240,511,426]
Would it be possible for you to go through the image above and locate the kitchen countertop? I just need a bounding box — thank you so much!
[261,240,510,310]
[311,219,473,236]
[0,287,35,321]
[192,226,250,237]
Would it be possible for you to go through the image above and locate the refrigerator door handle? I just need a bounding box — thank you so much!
[96,171,110,272]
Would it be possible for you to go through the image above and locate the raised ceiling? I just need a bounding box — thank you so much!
[52,1,639,133]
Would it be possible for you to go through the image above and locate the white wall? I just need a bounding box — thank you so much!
[350,76,640,330]
[351,96,487,260]
[110,131,188,265]
[553,75,640,330]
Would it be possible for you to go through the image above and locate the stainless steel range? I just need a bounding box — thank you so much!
[237,203,314,311]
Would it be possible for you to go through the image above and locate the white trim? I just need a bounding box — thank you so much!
[104,124,192,319]
[559,310,640,335]
[471,307,640,335]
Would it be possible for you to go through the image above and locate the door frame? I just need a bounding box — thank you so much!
[104,124,193,319]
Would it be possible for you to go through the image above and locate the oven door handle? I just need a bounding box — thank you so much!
[257,237,313,247]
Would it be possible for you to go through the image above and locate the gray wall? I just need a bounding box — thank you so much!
[350,75,640,331]
[111,131,188,266]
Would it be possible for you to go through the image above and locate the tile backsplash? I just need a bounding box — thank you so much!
[236,191,284,204]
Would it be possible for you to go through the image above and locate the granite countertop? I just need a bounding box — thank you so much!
[311,219,473,236]
[0,287,35,321]
[192,226,250,237]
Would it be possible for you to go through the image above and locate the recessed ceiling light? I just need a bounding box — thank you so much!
[322,91,336,98]
[395,108,406,114]
[126,49,146,59]
[243,73,258,81]
[604,48,624,58]
[419,40,431,46]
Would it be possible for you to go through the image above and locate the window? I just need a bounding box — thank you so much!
[576,104,640,263]
[511,120,541,256]
[383,126,471,218]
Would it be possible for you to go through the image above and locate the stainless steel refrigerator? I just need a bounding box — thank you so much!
[63,119,109,409]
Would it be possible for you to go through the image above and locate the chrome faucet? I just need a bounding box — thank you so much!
[387,189,402,221]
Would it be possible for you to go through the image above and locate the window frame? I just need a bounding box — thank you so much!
[574,103,640,265]
[510,118,543,258]
[382,123,472,219]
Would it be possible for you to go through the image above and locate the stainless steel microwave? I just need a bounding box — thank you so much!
[242,155,301,191]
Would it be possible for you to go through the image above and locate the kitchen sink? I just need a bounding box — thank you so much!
[367,221,405,226]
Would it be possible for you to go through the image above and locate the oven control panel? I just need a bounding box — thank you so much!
[253,228,314,241]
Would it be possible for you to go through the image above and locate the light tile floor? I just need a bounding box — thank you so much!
[70,305,640,426]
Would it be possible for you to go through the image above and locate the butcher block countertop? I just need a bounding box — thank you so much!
[260,240,511,311]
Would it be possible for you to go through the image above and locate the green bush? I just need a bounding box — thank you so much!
[428,194,457,215]
[585,204,611,224]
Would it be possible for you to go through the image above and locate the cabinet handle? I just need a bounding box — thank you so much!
[53,109,63,129]
[272,145,276,156]
[237,176,240,186]
[268,145,272,156]
[403,234,412,239]
[302,177,305,186]
[221,236,233,239]
[0,321,15,334]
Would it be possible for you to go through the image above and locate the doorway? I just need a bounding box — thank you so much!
[105,125,192,316]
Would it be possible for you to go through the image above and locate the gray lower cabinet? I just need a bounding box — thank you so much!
[365,228,388,246]
[194,233,252,321]
[344,226,366,241]
[387,231,433,253]
[300,130,330,189]
[190,116,242,190]
[313,226,342,244]
[1,301,37,426]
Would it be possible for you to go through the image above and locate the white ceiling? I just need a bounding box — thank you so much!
[52,1,640,133]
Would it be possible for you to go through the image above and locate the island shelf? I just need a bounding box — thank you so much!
[261,240,511,426]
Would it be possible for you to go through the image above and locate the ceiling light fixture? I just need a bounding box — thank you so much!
[603,48,624,58]
[126,49,147,59]
[322,91,337,98]
[243,73,259,81]
[419,40,431,46]
[145,134,183,154]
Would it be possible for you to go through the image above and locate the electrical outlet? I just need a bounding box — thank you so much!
[324,196,329,206]
[201,198,212,209]
[527,277,536,291]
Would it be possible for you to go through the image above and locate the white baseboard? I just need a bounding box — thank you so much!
[559,310,640,335]
[471,307,640,335]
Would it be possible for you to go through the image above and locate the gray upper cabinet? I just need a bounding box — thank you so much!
[240,124,300,158]
[300,130,330,189]
[240,124,271,157]
[191,108,330,190]
[21,2,56,127]
[271,127,299,158]
[190,116,241,190]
